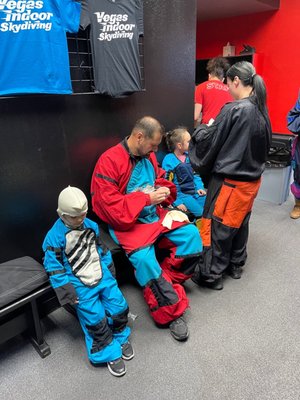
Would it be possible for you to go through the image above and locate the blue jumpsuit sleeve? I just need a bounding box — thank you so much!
[161,153,175,179]
[162,153,180,186]
[43,232,70,289]
[43,225,78,306]
[194,173,205,191]
[162,154,183,207]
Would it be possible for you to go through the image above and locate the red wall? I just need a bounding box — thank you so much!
[196,0,300,133]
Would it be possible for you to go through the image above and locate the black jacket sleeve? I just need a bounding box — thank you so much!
[189,104,234,175]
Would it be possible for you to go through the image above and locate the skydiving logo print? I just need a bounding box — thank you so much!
[94,11,135,41]
[0,0,53,33]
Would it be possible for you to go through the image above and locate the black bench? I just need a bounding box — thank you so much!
[0,256,59,358]
[0,232,133,359]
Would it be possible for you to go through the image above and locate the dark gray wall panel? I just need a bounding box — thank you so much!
[0,0,197,262]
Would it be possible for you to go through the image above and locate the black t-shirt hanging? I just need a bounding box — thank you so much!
[80,0,144,98]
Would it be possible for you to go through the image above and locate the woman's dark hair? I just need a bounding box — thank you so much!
[226,61,268,116]
[165,127,188,152]
[206,57,231,80]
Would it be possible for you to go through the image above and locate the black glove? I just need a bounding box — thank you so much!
[54,283,79,306]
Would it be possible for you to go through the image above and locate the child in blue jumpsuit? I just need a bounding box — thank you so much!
[42,186,133,377]
[162,127,206,225]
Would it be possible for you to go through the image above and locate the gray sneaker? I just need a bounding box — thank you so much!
[121,341,135,360]
[169,316,189,341]
[107,358,126,377]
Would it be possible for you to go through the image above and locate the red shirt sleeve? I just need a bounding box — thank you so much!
[195,83,204,104]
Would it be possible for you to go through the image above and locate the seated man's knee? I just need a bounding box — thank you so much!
[176,223,202,254]
[129,246,161,286]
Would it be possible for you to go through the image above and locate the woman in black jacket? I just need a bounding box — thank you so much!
[190,61,272,290]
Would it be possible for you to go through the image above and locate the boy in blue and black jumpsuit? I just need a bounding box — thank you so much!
[42,186,133,377]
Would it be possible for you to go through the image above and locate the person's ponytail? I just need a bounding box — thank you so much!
[226,61,268,116]
[252,73,268,116]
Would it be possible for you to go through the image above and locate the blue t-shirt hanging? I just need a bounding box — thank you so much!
[0,0,81,96]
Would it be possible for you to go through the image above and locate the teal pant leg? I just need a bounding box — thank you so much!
[100,266,131,346]
[128,243,189,325]
[75,291,122,364]
[128,245,162,287]
[73,266,130,364]
[176,193,206,218]
[164,223,202,256]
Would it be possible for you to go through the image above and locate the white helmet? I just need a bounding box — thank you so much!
[57,186,88,217]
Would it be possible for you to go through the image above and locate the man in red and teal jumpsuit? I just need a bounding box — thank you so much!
[91,116,202,341]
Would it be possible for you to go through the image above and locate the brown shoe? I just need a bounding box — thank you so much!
[290,200,300,219]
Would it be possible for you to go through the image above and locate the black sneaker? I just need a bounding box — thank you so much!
[107,358,126,377]
[192,276,223,290]
[227,265,242,279]
[121,341,134,361]
[169,316,189,341]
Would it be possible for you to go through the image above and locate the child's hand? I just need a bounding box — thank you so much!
[54,283,79,307]
[176,204,188,212]
[197,189,206,196]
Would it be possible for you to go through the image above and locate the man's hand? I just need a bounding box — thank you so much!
[197,189,206,196]
[149,186,171,205]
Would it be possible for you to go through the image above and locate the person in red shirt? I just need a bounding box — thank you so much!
[194,57,233,126]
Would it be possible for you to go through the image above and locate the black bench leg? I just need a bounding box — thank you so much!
[26,299,51,358]
[63,303,78,319]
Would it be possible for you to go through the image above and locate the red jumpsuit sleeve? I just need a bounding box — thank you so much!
[91,151,151,231]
